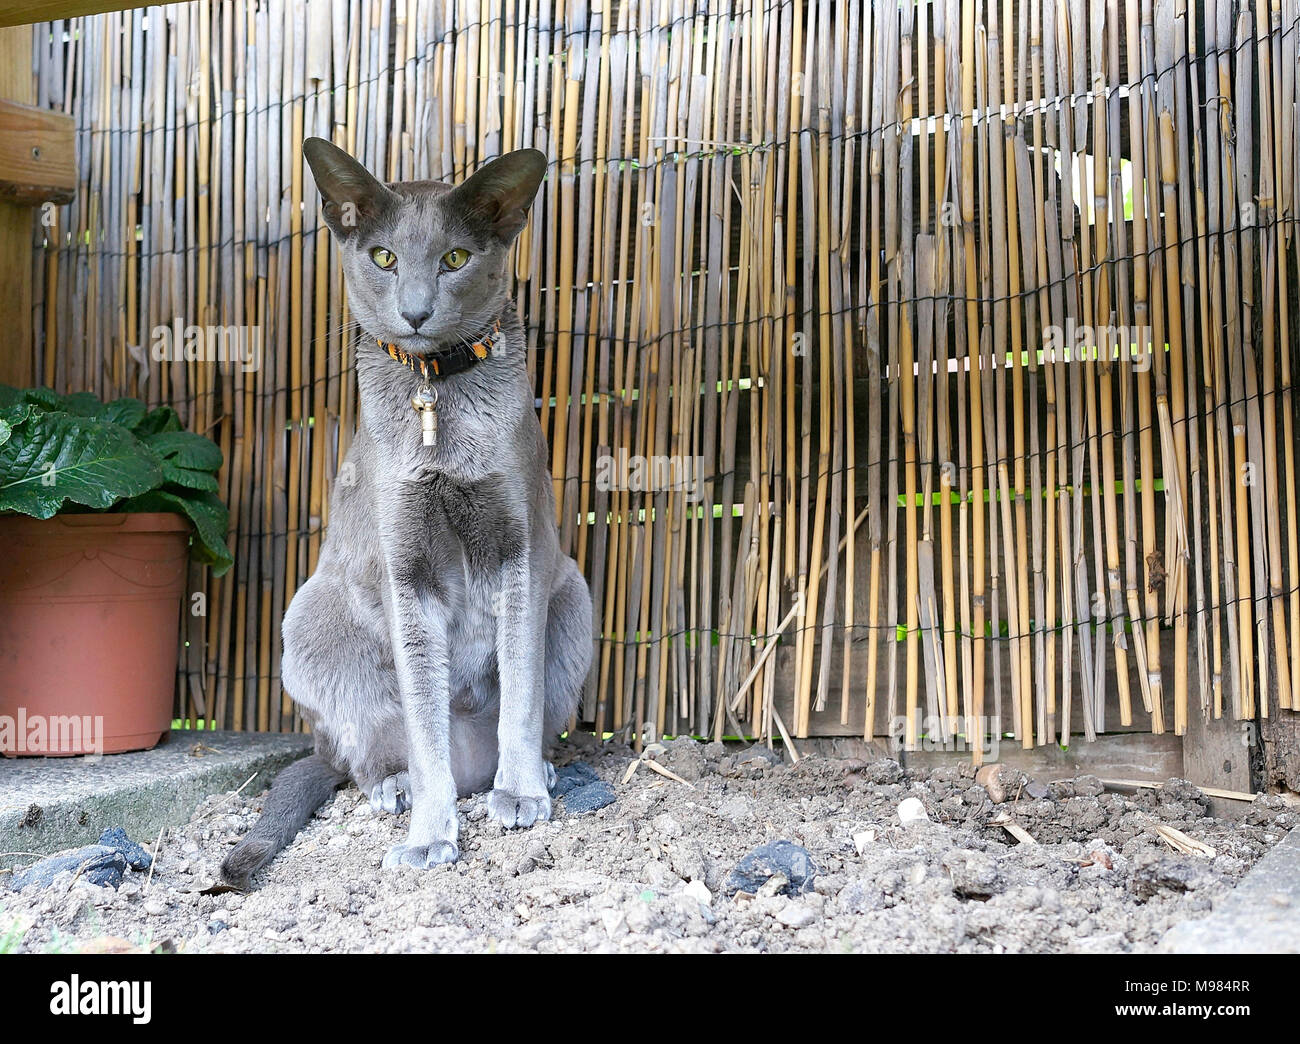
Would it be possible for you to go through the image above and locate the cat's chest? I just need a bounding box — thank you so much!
[382,471,526,600]
[423,474,523,567]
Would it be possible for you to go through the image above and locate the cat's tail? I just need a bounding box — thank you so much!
[220,753,347,888]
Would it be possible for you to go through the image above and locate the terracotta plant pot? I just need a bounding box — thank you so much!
[0,512,190,757]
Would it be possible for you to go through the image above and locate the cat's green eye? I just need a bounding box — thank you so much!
[441,247,471,271]
[370,247,397,270]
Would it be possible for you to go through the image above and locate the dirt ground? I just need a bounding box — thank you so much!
[3,737,1296,953]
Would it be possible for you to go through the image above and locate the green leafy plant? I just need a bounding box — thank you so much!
[0,385,232,575]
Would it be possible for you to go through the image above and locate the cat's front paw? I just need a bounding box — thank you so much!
[382,839,459,869]
[369,771,412,814]
[488,788,551,829]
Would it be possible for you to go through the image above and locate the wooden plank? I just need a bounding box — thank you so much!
[0,2,149,29]
[900,732,1185,784]
[0,25,34,389]
[0,98,74,203]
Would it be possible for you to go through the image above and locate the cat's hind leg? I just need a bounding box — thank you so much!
[281,569,408,792]
[369,772,412,814]
[223,568,405,885]
[543,557,594,736]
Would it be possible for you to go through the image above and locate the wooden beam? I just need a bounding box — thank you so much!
[0,25,34,389]
[0,2,148,29]
[0,99,74,205]
[897,733,1186,784]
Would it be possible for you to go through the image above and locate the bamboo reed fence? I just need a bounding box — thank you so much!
[16,0,1300,760]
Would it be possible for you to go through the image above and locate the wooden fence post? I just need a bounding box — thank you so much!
[0,26,35,388]
[0,23,76,389]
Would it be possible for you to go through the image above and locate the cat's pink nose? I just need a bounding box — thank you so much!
[401,309,431,331]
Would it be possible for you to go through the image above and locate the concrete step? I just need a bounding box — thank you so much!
[0,729,313,859]
[1160,826,1300,953]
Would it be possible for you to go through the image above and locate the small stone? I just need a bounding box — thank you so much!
[598,910,624,941]
[551,761,600,798]
[1087,843,1115,870]
[776,902,817,929]
[9,845,127,891]
[1072,774,1105,797]
[625,899,656,934]
[724,841,818,897]
[852,829,876,855]
[652,813,684,838]
[97,828,154,871]
[898,797,929,825]
[143,899,167,917]
[517,922,548,947]
[756,873,791,899]
[734,744,782,768]
[1130,853,1215,899]
[864,758,903,785]
[561,781,616,815]
[838,880,884,914]
[942,848,1006,899]
[1159,778,1205,805]
[682,880,712,907]
[975,764,1027,804]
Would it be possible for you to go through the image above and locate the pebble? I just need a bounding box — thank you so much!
[776,902,817,929]
[551,761,601,798]
[898,797,929,824]
[97,827,154,870]
[724,840,818,897]
[625,900,656,934]
[562,781,617,815]
[942,849,1006,899]
[600,909,627,938]
[143,899,167,917]
[652,813,684,838]
[10,846,127,891]
[517,922,548,947]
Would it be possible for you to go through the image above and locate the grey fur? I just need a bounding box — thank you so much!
[220,139,592,884]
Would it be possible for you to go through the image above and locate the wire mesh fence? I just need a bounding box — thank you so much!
[21,0,1300,759]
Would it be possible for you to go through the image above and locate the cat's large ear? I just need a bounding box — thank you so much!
[303,137,397,239]
[446,149,547,243]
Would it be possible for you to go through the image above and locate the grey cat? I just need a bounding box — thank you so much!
[220,139,592,887]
